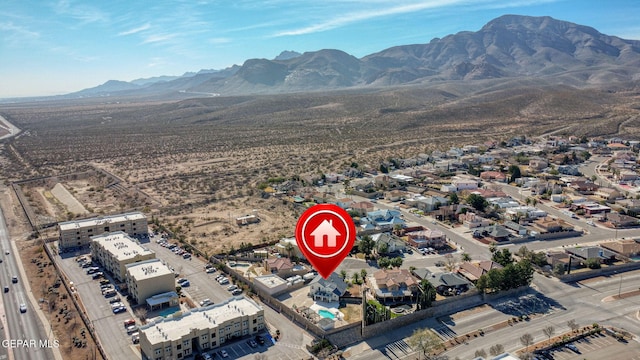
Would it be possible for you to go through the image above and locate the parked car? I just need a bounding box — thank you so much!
[92,272,104,279]
[231,289,242,296]
[180,281,190,287]
[255,335,265,345]
[566,344,579,353]
[124,319,136,327]
[131,333,140,344]
[182,253,191,259]
[218,278,229,285]
[226,285,238,291]
[202,353,212,360]
[126,325,138,334]
[205,267,216,273]
[219,350,229,358]
[177,278,188,284]
[108,297,121,304]
[112,306,126,314]
[200,298,212,306]
[99,279,110,285]
[247,340,258,348]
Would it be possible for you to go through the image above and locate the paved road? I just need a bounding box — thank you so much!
[346,270,640,360]
[0,207,53,360]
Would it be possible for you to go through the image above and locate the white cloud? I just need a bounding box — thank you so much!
[208,37,231,44]
[53,0,109,25]
[118,23,151,36]
[142,33,177,44]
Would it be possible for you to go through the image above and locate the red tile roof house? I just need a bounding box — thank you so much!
[350,201,375,217]
[480,171,507,182]
[263,257,303,278]
[369,269,419,304]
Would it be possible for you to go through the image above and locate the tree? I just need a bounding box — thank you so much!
[360,268,368,280]
[542,326,555,342]
[449,192,459,205]
[461,253,472,262]
[351,272,360,285]
[135,307,148,324]
[474,349,487,358]
[284,242,294,259]
[491,248,514,267]
[567,319,579,333]
[489,243,497,254]
[340,270,347,280]
[416,279,437,310]
[553,263,566,276]
[390,256,403,268]
[520,333,534,352]
[489,344,504,356]
[377,242,389,255]
[466,193,488,212]
[407,328,443,360]
[585,258,601,269]
[444,253,458,272]
[358,235,375,255]
[508,165,522,182]
[377,257,390,269]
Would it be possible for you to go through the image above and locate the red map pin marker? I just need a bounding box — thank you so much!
[295,204,356,279]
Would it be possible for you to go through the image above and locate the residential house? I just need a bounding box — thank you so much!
[505,206,547,220]
[434,204,471,222]
[308,273,348,303]
[406,229,447,248]
[459,212,492,229]
[578,202,611,216]
[528,158,548,172]
[480,171,507,183]
[472,225,511,242]
[335,198,354,210]
[595,187,623,202]
[369,269,419,304]
[457,261,504,282]
[385,190,406,202]
[600,239,640,258]
[546,250,573,271]
[410,195,450,212]
[566,246,617,265]
[532,217,574,233]
[263,258,304,278]
[504,221,528,236]
[374,175,397,188]
[363,209,405,230]
[413,269,472,296]
[605,212,639,228]
[276,237,305,259]
[568,181,599,195]
[616,199,640,216]
[451,178,479,191]
[371,233,406,254]
[617,170,638,182]
[350,201,375,217]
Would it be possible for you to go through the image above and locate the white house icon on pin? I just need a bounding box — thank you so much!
[310,219,341,247]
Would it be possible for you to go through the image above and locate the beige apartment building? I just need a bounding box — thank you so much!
[58,211,148,250]
[90,231,155,282]
[126,259,176,306]
[139,297,265,360]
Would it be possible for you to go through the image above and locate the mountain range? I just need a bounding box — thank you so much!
[72,15,640,99]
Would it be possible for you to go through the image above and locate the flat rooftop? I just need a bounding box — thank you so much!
[140,296,263,343]
[254,274,287,289]
[91,231,154,262]
[59,211,146,231]
[126,259,172,281]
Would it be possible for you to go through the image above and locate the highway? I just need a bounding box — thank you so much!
[0,206,54,360]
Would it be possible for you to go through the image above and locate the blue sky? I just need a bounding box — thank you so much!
[1,0,639,98]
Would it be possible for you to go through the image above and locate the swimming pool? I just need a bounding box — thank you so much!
[317,309,336,319]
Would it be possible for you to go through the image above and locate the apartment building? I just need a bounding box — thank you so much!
[126,258,176,306]
[139,297,265,360]
[58,211,148,250]
[90,231,155,282]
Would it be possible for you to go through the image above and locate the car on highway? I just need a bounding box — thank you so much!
[19,303,27,313]
[5,250,9,255]
[3,286,8,293]
[12,276,18,283]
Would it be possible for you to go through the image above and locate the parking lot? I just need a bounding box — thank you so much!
[56,245,140,360]
[539,333,640,360]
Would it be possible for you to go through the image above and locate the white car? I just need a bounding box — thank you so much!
[227,285,238,291]
[205,267,216,273]
[19,303,27,313]
[199,298,212,306]
[219,350,229,358]
[218,278,229,285]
